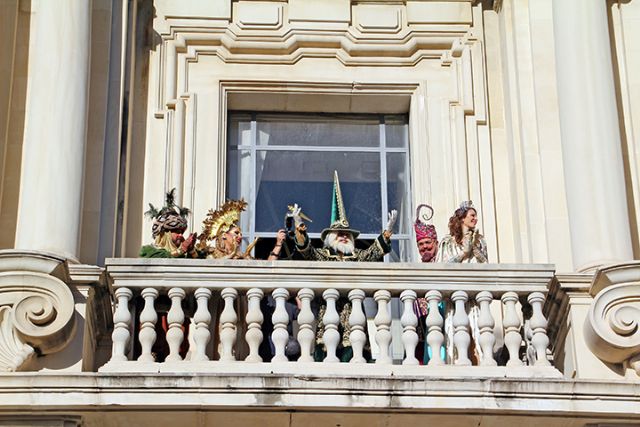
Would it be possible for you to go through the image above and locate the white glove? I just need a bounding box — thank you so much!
[291,203,303,227]
[385,209,398,233]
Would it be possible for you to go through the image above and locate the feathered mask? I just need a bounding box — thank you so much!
[144,188,191,238]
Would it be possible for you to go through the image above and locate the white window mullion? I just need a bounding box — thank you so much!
[403,120,411,261]
[249,114,257,248]
[380,116,390,262]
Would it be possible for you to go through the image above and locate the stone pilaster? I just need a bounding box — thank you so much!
[552,0,633,271]
[15,0,91,261]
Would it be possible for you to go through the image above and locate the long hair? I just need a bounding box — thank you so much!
[154,232,180,257]
[448,207,476,245]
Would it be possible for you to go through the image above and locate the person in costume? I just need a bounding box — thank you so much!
[196,199,288,361]
[197,199,285,260]
[139,189,198,258]
[138,189,197,361]
[291,171,397,262]
[412,204,441,364]
[436,200,489,365]
[436,200,488,263]
[414,204,438,263]
[290,171,398,361]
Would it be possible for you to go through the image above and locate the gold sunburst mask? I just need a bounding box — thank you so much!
[200,199,248,242]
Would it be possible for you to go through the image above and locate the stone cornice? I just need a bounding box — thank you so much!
[67,264,105,287]
[0,250,70,283]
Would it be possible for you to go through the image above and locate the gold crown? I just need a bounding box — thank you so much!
[200,199,248,242]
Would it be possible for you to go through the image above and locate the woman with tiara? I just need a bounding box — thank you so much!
[436,200,488,263]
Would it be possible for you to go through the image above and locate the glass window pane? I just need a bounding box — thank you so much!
[254,151,382,234]
[385,116,408,148]
[255,114,380,147]
[387,152,409,235]
[227,148,252,201]
[388,239,411,263]
[228,113,252,147]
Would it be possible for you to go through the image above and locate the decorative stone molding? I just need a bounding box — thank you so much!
[544,273,592,376]
[0,250,76,372]
[584,262,640,376]
[0,415,81,426]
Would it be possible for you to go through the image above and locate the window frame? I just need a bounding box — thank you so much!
[226,111,413,261]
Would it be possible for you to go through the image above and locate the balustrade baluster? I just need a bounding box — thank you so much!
[111,287,133,362]
[322,289,340,363]
[425,290,444,365]
[400,290,418,365]
[451,290,471,366]
[374,290,392,365]
[475,291,497,366]
[245,288,264,362]
[348,289,367,363]
[297,288,315,362]
[165,288,186,362]
[501,291,523,366]
[219,288,238,362]
[527,292,551,366]
[271,288,290,362]
[138,288,158,362]
[192,288,212,362]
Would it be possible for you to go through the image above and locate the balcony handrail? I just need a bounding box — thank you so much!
[105,258,555,295]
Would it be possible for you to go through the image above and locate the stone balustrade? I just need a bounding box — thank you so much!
[100,259,560,376]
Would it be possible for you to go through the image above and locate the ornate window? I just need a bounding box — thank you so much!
[227,112,412,261]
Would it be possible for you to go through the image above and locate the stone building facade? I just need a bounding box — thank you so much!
[0,0,639,426]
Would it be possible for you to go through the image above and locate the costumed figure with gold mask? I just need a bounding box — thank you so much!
[139,189,198,258]
[290,171,398,362]
[198,199,285,260]
[436,200,488,263]
[197,199,286,361]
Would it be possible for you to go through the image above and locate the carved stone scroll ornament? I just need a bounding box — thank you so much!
[584,262,640,376]
[0,251,76,372]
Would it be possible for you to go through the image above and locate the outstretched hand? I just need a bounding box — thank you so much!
[382,209,397,240]
[385,209,398,233]
[291,203,303,227]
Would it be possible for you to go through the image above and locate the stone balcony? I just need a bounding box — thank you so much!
[1,251,639,425]
[100,258,559,378]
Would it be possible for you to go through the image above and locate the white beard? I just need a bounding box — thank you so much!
[324,232,355,255]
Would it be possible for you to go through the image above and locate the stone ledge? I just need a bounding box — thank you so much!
[98,361,563,379]
[0,372,638,417]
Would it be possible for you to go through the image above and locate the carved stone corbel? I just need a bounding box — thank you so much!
[584,262,640,376]
[0,250,76,371]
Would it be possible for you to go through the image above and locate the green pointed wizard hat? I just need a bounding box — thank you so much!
[320,171,360,241]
